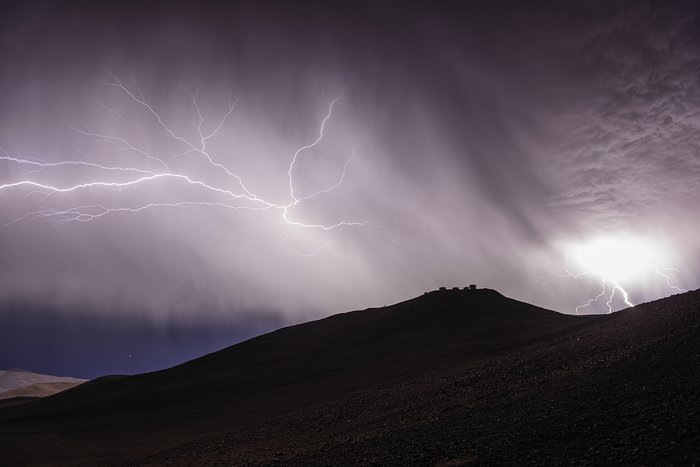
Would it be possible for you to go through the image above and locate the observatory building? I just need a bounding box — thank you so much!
[427,284,478,294]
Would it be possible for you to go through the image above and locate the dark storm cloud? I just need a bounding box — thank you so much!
[546,2,700,227]
[1,0,699,375]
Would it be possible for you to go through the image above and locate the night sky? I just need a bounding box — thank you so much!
[1,1,699,378]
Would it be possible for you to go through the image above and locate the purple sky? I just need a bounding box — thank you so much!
[1,1,699,378]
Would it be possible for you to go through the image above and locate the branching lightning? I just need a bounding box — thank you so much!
[0,74,371,235]
[561,238,687,315]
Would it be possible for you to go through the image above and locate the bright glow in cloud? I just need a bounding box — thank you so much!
[572,237,652,281]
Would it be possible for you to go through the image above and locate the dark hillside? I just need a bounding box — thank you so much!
[3,289,698,465]
[142,289,700,465]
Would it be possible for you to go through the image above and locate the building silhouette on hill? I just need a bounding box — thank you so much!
[426,284,478,295]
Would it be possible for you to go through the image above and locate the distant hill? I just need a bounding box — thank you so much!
[0,381,84,400]
[0,369,85,400]
[0,288,698,465]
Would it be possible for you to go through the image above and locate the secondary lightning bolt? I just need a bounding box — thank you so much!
[574,279,609,315]
[288,96,340,203]
[653,266,687,294]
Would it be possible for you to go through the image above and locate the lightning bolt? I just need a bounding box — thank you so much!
[574,279,608,315]
[0,74,371,236]
[653,266,687,294]
[563,257,686,315]
[288,96,340,203]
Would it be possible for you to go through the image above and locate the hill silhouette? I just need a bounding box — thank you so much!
[0,369,85,396]
[0,288,698,465]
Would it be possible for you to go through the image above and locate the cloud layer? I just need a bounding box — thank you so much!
[1,2,698,375]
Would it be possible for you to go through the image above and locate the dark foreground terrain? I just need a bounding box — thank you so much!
[1,289,698,465]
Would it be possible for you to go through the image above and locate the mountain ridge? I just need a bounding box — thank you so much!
[1,288,697,465]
